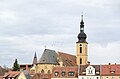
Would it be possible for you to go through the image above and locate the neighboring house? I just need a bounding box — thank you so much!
[3,71,20,79]
[18,70,31,79]
[78,65,100,79]
[101,64,120,79]
[51,66,78,79]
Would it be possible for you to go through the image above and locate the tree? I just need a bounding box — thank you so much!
[12,59,20,71]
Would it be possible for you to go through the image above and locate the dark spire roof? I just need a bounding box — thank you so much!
[33,52,37,65]
[38,49,58,64]
[34,52,37,58]
[77,15,87,43]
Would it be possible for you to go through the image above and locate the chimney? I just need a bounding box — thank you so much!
[108,63,111,68]
[26,64,28,70]
[88,61,90,65]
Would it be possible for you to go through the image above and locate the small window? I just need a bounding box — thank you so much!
[54,72,59,76]
[112,77,114,79]
[48,70,50,74]
[80,44,82,46]
[97,77,99,79]
[106,76,108,79]
[68,72,74,76]
[62,72,65,76]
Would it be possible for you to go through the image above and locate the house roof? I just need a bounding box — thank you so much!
[38,49,58,64]
[52,66,78,78]
[58,52,77,66]
[3,71,20,78]
[79,65,100,75]
[101,64,120,75]
[0,66,8,76]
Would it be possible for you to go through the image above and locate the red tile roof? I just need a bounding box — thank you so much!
[52,66,78,78]
[3,71,20,78]
[101,64,120,76]
[58,52,77,66]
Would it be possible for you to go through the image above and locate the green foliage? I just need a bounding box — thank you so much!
[12,59,20,71]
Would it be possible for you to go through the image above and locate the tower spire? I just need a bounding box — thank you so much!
[77,14,87,43]
[76,14,88,65]
[33,51,37,65]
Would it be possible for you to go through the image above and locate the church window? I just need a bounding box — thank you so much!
[48,70,50,74]
[80,44,82,46]
[80,58,82,64]
[80,47,82,53]
[41,69,44,73]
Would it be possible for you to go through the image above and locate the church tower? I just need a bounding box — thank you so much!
[76,15,88,65]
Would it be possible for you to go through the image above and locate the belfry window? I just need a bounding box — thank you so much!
[80,47,82,53]
[80,58,82,64]
[80,44,82,53]
[41,69,44,73]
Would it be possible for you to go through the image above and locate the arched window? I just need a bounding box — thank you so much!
[48,70,50,74]
[80,58,82,64]
[80,44,82,53]
[41,69,44,73]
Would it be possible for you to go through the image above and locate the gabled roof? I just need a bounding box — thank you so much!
[101,64,120,75]
[52,66,78,78]
[79,65,100,75]
[3,71,20,78]
[58,52,77,66]
[38,49,58,64]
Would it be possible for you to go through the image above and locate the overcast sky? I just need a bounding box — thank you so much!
[0,0,120,67]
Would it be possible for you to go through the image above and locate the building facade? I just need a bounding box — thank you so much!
[78,65,100,79]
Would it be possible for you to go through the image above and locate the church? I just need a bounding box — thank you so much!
[30,15,120,79]
[30,15,90,79]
